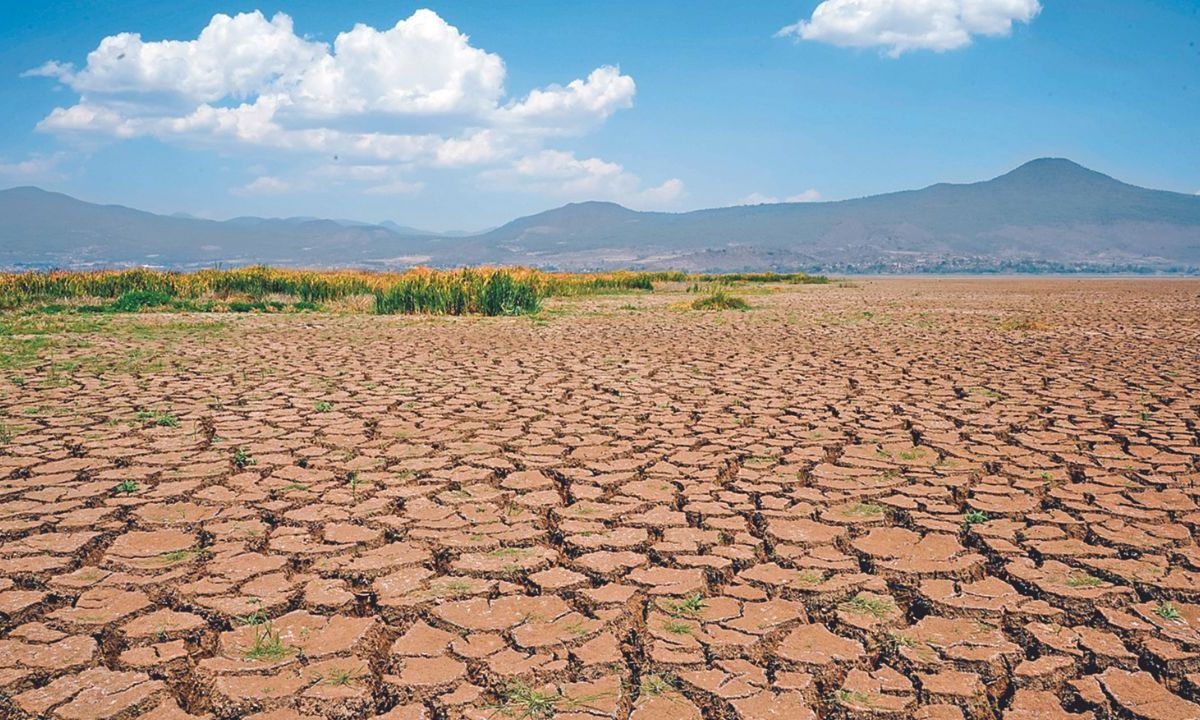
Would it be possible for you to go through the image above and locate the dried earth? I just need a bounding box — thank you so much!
[1,278,1199,719]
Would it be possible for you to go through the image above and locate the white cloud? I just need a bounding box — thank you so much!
[738,189,822,205]
[499,66,635,131]
[29,12,322,101]
[25,9,668,201]
[482,150,685,209]
[234,175,290,195]
[0,152,70,183]
[777,0,1041,57]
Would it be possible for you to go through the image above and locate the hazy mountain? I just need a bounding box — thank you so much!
[469,158,1200,272]
[2,158,1198,272]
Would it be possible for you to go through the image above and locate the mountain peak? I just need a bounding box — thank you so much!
[992,157,1120,187]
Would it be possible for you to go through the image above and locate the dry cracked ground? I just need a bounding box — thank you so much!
[0,278,1199,720]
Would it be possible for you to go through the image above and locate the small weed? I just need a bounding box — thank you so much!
[323,665,362,686]
[434,579,475,597]
[666,594,708,617]
[793,570,826,586]
[1154,602,1183,621]
[244,621,295,661]
[158,548,200,565]
[238,606,269,626]
[836,688,875,707]
[844,502,885,517]
[840,593,897,620]
[493,682,561,719]
[136,410,179,427]
[963,510,989,527]
[113,480,140,495]
[0,423,12,444]
[232,447,256,468]
[639,674,677,697]
[1063,573,1104,588]
[662,620,693,635]
[314,401,333,413]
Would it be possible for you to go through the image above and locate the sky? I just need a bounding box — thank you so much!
[0,0,1197,231]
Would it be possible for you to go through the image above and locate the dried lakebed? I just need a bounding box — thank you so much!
[0,278,1198,719]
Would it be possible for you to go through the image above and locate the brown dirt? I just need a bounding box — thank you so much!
[1,277,1199,718]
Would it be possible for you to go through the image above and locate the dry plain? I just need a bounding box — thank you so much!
[1,278,1199,720]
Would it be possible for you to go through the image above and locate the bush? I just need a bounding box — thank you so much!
[111,290,173,312]
[691,290,750,311]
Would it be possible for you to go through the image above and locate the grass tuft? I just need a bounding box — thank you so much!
[665,594,708,617]
[691,290,750,311]
[113,480,140,495]
[1154,601,1183,621]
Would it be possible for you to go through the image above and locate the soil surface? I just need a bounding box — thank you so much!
[1,278,1199,719]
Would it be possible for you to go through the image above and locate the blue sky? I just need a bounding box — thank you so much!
[0,0,1197,230]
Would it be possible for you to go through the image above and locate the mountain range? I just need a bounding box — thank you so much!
[2,158,1198,273]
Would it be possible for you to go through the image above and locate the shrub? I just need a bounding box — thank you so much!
[111,290,173,312]
[691,290,750,311]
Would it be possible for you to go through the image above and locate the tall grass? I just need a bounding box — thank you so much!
[0,266,666,316]
[372,269,541,316]
[0,266,828,315]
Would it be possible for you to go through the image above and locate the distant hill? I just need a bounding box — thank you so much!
[3,158,1198,272]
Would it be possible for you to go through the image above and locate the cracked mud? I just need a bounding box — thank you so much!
[1,278,1199,719]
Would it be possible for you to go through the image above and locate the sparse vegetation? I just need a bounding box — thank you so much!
[665,594,708,617]
[963,510,989,527]
[244,621,295,661]
[136,409,179,427]
[1154,601,1183,621]
[836,688,876,707]
[232,446,256,468]
[840,593,897,619]
[996,317,1051,332]
[639,674,678,697]
[844,502,885,517]
[492,682,562,719]
[113,480,140,495]
[691,289,750,311]
[1063,572,1104,588]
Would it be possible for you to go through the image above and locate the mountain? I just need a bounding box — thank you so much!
[0,187,433,269]
[2,158,1198,272]
[469,159,1200,272]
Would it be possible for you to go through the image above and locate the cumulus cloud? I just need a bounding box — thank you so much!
[738,189,822,205]
[0,152,70,183]
[233,175,290,195]
[25,9,665,199]
[481,150,685,209]
[777,0,1041,56]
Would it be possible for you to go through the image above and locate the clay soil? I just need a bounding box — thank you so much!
[1,277,1199,720]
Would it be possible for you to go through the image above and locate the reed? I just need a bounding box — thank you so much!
[0,266,686,315]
